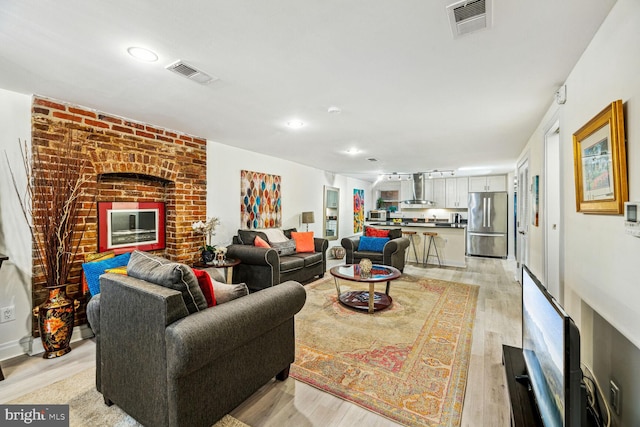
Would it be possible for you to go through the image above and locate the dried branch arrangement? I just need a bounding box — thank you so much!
[7,131,93,289]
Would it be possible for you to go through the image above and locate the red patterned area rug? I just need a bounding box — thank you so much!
[291,275,479,427]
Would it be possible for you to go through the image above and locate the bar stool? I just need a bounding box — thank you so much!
[422,231,442,267]
[402,230,419,264]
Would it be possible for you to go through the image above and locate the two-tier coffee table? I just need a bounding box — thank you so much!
[329,264,401,313]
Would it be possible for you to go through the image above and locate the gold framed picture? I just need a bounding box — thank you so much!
[573,100,627,214]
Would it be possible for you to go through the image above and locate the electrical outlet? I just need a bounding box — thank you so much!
[609,379,621,415]
[0,305,15,323]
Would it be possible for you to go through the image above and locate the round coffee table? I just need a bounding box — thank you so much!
[329,264,401,313]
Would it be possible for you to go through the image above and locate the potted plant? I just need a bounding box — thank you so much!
[192,217,220,263]
[8,133,92,358]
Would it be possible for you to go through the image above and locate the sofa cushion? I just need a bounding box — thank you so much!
[291,231,315,253]
[260,228,289,243]
[271,239,296,256]
[292,252,323,267]
[127,250,208,314]
[279,255,305,273]
[237,229,269,245]
[358,236,389,252]
[82,252,132,297]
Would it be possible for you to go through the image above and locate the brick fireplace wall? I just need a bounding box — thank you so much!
[31,96,207,334]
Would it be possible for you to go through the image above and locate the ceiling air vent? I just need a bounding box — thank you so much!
[165,60,218,85]
[446,0,491,38]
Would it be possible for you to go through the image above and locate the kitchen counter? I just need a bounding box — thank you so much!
[367,222,466,267]
[369,221,466,229]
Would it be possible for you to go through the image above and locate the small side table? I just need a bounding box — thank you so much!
[193,258,240,284]
[0,254,8,381]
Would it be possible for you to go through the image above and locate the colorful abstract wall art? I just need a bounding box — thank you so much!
[240,170,282,229]
[353,189,364,233]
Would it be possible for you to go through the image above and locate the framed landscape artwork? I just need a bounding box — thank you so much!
[573,100,627,214]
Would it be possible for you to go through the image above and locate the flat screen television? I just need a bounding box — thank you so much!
[521,265,585,427]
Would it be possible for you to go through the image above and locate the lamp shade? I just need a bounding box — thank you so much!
[301,211,315,224]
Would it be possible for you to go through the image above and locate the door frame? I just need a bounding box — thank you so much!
[516,154,530,281]
[544,118,563,302]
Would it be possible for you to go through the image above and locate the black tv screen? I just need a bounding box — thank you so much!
[522,265,582,427]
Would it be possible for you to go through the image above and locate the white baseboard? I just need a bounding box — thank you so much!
[27,324,95,357]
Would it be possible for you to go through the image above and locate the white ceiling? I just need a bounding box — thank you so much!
[0,0,616,181]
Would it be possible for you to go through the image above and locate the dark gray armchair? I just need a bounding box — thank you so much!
[88,272,306,427]
[341,228,410,272]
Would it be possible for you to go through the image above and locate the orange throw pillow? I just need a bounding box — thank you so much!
[254,235,271,248]
[291,231,315,253]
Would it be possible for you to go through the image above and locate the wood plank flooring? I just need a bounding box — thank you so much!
[0,257,521,426]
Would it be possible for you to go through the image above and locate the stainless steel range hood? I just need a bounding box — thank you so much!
[403,173,434,205]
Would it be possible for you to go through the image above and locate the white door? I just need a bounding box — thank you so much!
[516,158,530,281]
[545,123,562,301]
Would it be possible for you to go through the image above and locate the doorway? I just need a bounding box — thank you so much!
[516,157,529,281]
[545,121,562,301]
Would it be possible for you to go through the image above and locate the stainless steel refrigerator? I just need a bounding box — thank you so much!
[466,192,508,258]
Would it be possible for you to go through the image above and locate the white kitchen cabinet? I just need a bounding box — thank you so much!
[445,177,469,208]
[469,175,507,192]
[400,179,413,201]
[428,178,446,208]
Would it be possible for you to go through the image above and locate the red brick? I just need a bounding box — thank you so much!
[136,130,155,139]
[156,135,173,143]
[124,121,145,130]
[85,119,109,129]
[52,112,83,122]
[112,125,134,134]
[34,98,66,111]
[98,114,122,125]
[69,107,97,118]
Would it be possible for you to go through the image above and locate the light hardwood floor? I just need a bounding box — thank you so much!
[0,257,521,426]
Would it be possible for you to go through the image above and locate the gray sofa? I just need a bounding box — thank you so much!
[86,256,306,427]
[341,228,410,272]
[226,228,328,292]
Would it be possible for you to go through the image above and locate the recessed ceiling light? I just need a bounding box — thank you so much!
[127,46,158,62]
[286,120,305,129]
[327,106,342,114]
[345,148,361,155]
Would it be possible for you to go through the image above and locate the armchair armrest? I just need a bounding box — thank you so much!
[226,244,279,266]
[384,236,410,258]
[341,236,361,264]
[166,281,306,378]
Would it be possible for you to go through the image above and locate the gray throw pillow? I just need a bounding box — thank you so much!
[271,239,296,256]
[127,250,208,314]
[211,280,249,304]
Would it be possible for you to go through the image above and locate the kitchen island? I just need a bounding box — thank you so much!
[367,222,466,267]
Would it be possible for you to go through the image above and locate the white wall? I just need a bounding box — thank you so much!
[0,89,33,360]
[561,0,640,349]
[206,141,373,250]
[520,0,640,423]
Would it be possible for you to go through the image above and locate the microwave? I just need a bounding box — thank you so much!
[369,210,387,221]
